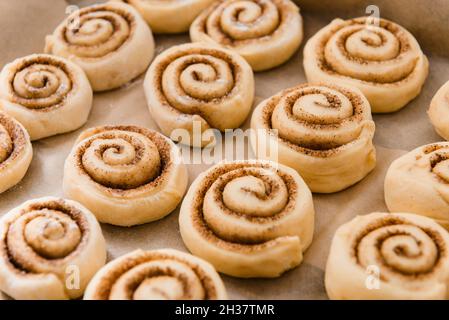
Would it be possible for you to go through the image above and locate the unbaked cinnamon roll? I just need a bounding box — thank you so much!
[429,81,449,140]
[190,0,303,71]
[303,17,428,113]
[0,197,106,300]
[84,249,227,300]
[0,54,92,140]
[111,0,216,33]
[250,83,376,193]
[144,43,254,147]
[0,112,32,194]
[63,125,188,226]
[384,142,449,230]
[325,212,449,299]
[45,2,154,91]
[179,160,315,278]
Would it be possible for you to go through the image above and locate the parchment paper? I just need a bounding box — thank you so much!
[0,0,448,299]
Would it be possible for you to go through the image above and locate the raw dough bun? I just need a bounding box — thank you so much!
[428,80,449,140]
[325,212,449,299]
[179,160,315,278]
[0,112,32,193]
[251,82,376,193]
[111,0,216,33]
[385,142,449,229]
[45,2,154,91]
[0,197,106,300]
[144,43,254,147]
[190,0,303,71]
[84,249,228,300]
[0,54,92,140]
[303,17,428,113]
[63,125,188,226]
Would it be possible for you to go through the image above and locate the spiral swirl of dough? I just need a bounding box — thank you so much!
[0,54,92,140]
[0,112,32,193]
[190,0,303,71]
[111,0,216,33]
[63,125,188,226]
[45,2,154,91]
[0,197,106,300]
[303,17,428,113]
[385,143,449,230]
[251,83,376,193]
[84,249,227,300]
[428,80,449,140]
[179,160,314,278]
[144,43,254,147]
[325,212,449,299]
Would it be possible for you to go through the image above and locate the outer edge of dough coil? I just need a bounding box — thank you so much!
[144,42,254,147]
[0,197,106,300]
[179,160,315,278]
[190,0,303,71]
[250,82,376,193]
[384,142,449,230]
[44,2,155,92]
[84,249,228,300]
[325,212,449,300]
[111,0,217,33]
[0,112,33,193]
[303,17,429,113]
[63,125,188,227]
[0,54,93,140]
[428,80,449,141]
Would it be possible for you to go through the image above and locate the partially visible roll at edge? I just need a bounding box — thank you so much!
[0,112,32,193]
[429,80,449,140]
[325,212,449,300]
[84,249,228,300]
[0,197,106,300]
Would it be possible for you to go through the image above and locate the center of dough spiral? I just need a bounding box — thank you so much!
[23,210,81,259]
[271,86,366,149]
[356,221,441,281]
[203,167,290,244]
[63,7,132,58]
[81,131,161,189]
[324,20,419,83]
[216,0,280,40]
[11,60,72,109]
[6,205,85,276]
[162,54,235,112]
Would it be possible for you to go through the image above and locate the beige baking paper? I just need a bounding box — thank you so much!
[0,0,447,299]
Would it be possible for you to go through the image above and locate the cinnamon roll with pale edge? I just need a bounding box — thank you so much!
[144,43,254,147]
[385,143,449,230]
[190,0,303,71]
[0,54,92,140]
[0,197,106,300]
[84,249,227,300]
[325,212,449,299]
[111,0,216,33]
[179,160,315,278]
[63,125,188,226]
[429,81,449,140]
[250,83,376,193]
[0,112,32,194]
[45,2,154,91]
[303,17,428,113]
